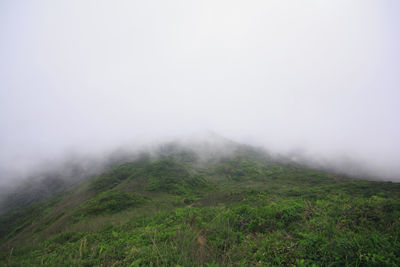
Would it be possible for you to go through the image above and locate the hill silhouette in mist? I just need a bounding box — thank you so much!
[0,137,399,266]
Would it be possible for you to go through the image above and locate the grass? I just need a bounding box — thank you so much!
[0,148,399,266]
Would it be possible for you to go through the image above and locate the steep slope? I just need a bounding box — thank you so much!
[0,142,399,266]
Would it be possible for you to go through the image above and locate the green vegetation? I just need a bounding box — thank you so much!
[0,147,399,266]
[76,190,148,216]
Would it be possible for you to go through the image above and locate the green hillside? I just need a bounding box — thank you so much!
[0,144,399,266]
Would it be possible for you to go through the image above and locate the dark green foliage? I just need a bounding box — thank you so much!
[90,162,139,192]
[137,158,210,195]
[0,206,40,241]
[213,157,265,181]
[144,158,192,193]
[0,196,61,241]
[90,158,210,196]
[77,190,148,216]
[1,147,400,266]
[49,231,83,244]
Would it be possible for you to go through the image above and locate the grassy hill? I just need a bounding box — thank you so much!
[0,142,399,266]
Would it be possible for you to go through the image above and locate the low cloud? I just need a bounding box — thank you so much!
[0,0,399,186]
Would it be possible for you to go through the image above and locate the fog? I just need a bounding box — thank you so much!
[1,0,400,185]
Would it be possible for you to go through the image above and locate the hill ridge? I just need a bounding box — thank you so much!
[0,140,399,265]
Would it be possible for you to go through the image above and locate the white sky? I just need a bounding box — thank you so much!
[1,0,400,181]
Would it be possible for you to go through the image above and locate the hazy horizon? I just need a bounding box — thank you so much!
[1,0,400,184]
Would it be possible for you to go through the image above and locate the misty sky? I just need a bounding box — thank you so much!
[1,1,400,182]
